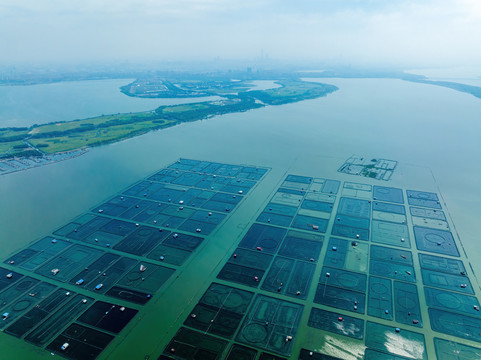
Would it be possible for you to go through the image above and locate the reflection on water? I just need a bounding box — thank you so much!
[385,332,425,359]
[319,335,365,359]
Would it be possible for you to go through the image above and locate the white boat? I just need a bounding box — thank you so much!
[51,268,60,275]
[61,343,69,350]
[140,264,146,272]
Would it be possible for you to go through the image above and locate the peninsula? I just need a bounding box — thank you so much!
[0,79,338,163]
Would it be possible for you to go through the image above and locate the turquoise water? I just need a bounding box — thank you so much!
[1,77,481,359]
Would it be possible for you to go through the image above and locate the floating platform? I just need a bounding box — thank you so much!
[3,161,481,359]
[0,159,268,360]
[161,172,481,360]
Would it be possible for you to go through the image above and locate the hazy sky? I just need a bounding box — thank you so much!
[1,0,480,67]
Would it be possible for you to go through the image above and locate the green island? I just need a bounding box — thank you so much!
[0,79,337,159]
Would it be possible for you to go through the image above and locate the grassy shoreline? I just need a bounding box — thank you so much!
[0,79,338,159]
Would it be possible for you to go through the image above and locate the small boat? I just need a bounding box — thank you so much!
[76,279,84,285]
[6,273,13,279]
[95,283,103,290]
[51,268,60,275]
[2,312,9,320]
[140,264,147,272]
[61,343,69,350]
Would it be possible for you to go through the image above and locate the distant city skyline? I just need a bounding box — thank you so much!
[1,0,480,67]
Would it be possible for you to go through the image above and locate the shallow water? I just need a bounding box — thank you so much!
[1,77,481,359]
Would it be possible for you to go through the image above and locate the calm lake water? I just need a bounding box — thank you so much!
[1,77,481,359]
[0,79,278,127]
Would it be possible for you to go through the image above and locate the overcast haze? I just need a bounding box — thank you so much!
[1,0,481,68]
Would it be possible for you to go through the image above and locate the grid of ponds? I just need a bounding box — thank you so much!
[159,175,481,360]
[0,159,268,360]
[2,161,480,360]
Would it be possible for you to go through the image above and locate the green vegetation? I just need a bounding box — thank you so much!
[120,78,253,98]
[0,141,26,154]
[28,117,177,154]
[0,135,43,159]
[239,80,337,105]
[0,128,30,143]
[156,98,263,122]
[0,79,338,158]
